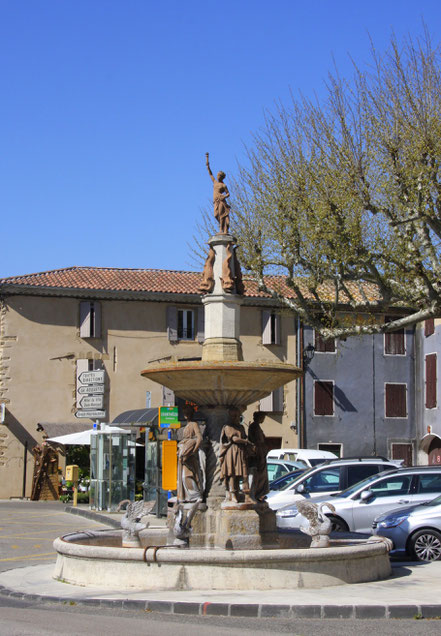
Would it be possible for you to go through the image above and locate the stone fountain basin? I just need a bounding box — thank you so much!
[141,361,302,407]
[53,529,391,591]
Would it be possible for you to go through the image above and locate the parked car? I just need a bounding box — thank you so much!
[266,457,397,511]
[267,459,306,483]
[267,448,337,467]
[269,469,306,491]
[373,493,441,561]
[276,466,441,534]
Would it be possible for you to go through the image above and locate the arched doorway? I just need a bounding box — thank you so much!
[428,438,441,465]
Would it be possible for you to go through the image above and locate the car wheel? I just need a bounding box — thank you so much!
[409,529,441,562]
[327,515,348,532]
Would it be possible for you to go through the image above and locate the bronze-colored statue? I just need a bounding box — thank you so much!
[198,246,215,293]
[177,405,205,502]
[206,152,230,234]
[219,407,254,503]
[247,411,269,501]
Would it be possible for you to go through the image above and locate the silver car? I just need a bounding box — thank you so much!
[276,466,441,534]
[373,494,441,561]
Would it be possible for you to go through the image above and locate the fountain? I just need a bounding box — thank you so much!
[53,156,392,591]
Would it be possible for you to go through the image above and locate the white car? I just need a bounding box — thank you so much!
[276,466,441,534]
[266,458,397,511]
[267,448,337,467]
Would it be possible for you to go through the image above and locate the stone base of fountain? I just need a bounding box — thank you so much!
[53,529,392,591]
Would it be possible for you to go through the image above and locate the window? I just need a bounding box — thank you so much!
[385,383,407,418]
[167,307,204,342]
[369,475,412,497]
[314,330,336,353]
[303,467,341,493]
[259,387,284,413]
[425,353,437,409]
[384,317,405,355]
[314,380,334,416]
[347,464,381,487]
[318,443,342,457]
[262,310,281,345]
[416,473,441,494]
[162,385,175,407]
[79,301,101,338]
[425,318,435,337]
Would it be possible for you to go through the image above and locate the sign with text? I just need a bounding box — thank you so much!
[78,384,104,395]
[78,370,105,385]
[158,406,180,429]
[79,395,104,409]
[76,409,106,419]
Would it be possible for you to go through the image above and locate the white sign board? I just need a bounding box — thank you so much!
[80,395,104,409]
[76,409,106,419]
[78,370,105,385]
[78,385,104,395]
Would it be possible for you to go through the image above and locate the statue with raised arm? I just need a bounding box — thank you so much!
[206,152,230,234]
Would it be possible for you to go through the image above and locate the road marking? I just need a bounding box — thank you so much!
[0,552,55,562]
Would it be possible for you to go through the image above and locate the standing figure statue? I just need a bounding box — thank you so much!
[247,411,269,502]
[206,152,230,234]
[177,405,205,502]
[219,407,254,503]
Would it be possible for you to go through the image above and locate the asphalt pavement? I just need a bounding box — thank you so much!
[0,500,441,621]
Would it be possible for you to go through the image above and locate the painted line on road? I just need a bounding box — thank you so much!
[0,552,55,562]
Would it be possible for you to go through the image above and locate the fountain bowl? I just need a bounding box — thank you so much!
[53,529,392,591]
[141,360,302,407]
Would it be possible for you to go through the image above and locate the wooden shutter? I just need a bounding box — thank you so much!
[426,354,437,409]
[167,306,178,342]
[314,330,335,353]
[262,310,271,345]
[385,384,407,417]
[425,318,435,337]
[197,308,205,343]
[79,302,91,337]
[272,387,284,412]
[384,317,405,354]
[314,381,334,415]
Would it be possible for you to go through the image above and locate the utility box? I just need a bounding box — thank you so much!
[66,465,79,482]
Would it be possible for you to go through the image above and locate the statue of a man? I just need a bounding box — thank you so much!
[219,407,254,503]
[206,152,230,234]
[247,411,269,501]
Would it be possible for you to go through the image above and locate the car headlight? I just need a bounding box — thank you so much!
[277,507,299,518]
[376,514,408,528]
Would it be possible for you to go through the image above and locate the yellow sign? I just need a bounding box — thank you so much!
[162,440,178,491]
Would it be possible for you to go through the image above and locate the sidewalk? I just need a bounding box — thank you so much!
[0,503,441,619]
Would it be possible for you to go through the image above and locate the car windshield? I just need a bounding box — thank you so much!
[337,470,394,498]
[269,470,304,490]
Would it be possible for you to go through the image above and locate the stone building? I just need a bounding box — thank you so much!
[0,266,298,500]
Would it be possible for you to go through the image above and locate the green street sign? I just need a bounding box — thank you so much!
[159,406,180,428]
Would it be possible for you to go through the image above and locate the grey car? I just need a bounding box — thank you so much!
[276,466,441,533]
[373,494,441,561]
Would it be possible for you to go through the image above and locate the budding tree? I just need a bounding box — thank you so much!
[228,30,441,338]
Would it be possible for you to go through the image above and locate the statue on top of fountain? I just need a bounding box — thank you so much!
[219,407,255,504]
[177,404,206,503]
[206,152,230,235]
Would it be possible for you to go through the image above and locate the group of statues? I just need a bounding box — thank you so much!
[177,405,269,505]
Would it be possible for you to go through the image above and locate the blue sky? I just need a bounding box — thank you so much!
[1,1,440,278]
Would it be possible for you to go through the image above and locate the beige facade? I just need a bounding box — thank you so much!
[0,270,299,500]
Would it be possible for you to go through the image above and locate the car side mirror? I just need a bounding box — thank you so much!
[360,489,373,502]
[296,483,306,494]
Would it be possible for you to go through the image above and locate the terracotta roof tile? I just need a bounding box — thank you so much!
[0,266,379,304]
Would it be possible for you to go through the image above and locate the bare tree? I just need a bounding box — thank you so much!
[227,29,441,338]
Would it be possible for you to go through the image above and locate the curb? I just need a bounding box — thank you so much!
[63,506,122,528]
[0,585,440,619]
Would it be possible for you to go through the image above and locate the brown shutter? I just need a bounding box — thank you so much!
[385,384,407,417]
[425,318,435,337]
[79,302,91,337]
[314,381,334,415]
[92,302,101,338]
[426,354,437,409]
[384,317,405,354]
[315,330,335,353]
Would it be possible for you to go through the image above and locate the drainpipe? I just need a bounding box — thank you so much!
[297,317,306,448]
[372,333,377,455]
